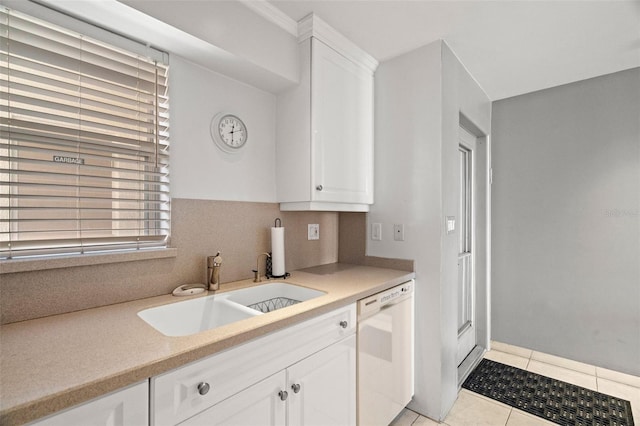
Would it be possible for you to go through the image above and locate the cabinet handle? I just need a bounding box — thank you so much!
[197,382,210,396]
[316,185,323,191]
[279,390,288,401]
[339,320,348,329]
[291,383,301,393]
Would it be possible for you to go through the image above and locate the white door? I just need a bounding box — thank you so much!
[311,38,374,204]
[180,372,286,426]
[287,335,356,426]
[457,126,477,366]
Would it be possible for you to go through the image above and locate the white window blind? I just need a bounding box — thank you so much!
[0,7,170,259]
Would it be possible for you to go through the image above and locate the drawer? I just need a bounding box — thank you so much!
[151,304,355,426]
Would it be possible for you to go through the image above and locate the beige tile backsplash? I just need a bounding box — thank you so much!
[0,199,341,324]
[1,199,415,324]
[338,212,414,272]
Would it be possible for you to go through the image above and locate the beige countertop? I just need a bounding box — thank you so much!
[0,263,414,425]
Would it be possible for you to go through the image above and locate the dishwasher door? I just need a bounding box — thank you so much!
[357,281,414,426]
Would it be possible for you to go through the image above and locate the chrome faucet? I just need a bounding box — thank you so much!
[253,252,271,283]
[207,252,222,291]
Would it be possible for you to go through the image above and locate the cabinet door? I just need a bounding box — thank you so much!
[180,371,286,426]
[311,38,373,205]
[29,381,148,426]
[287,335,356,426]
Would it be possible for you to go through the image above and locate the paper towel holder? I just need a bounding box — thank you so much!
[266,255,290,279]
[267,217,290,279]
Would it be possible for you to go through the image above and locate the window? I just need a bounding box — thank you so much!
[0,7,170,259]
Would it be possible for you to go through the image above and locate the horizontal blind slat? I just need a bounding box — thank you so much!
[3,89,165,133]
[0,237,168,258]
[1,61,168,110]
[0,31,166,87]
[1,118,166,153]
[0,15,165,73]
[1,129,170,157]
[0,137,170,158]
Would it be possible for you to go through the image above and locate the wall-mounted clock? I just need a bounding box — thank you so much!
[210,113,248,153]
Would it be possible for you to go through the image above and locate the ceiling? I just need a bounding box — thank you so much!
[265,0,640,100]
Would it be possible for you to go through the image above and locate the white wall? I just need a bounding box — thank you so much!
[491,68,640,376]
[371,40,491,420]
[371,40,444,419]
[169,55,278,202]
[120,0,300,90]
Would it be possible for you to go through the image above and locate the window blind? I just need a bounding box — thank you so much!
[0,7,170,259]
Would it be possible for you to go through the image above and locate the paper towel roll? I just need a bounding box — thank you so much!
[271,226,285,277]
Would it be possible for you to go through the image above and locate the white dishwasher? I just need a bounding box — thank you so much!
[357,280,414,426]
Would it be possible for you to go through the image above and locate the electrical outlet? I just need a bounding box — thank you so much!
[308,224,319,240]
[393,224,404,241]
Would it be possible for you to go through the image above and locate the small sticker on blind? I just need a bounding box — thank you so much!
[53,156,85,165]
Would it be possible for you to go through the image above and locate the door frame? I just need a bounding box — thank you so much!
[456,115,491,386]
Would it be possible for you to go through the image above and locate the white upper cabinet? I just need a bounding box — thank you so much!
[277,14,378,212]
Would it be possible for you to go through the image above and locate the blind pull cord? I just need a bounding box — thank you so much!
[154,62,159,169]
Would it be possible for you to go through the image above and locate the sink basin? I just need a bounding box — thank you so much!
[225,282,326,313]
[137,296,260,337]
[138,282,325,337]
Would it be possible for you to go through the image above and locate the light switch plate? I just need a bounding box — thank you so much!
[371,223,382,241]
[446,216,456,234]
[308,224,319,240]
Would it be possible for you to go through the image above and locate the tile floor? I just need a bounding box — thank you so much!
[390,341,640,426]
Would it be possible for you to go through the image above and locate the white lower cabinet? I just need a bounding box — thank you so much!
[29,381,148,426]
[287,334,356,426]
[180,335,356,426]
[181,371,287,426]
[152,304,357,426]
[27,305,356,426]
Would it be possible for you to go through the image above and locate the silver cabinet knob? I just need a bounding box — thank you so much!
[339,320,348,329]
[316,185,323,191]
[291,383,301,393]
[279,390,288,401]
[197,382,210,396]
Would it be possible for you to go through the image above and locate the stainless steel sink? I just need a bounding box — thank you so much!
[137,282,326,337]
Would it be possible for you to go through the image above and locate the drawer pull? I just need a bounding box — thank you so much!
[197,382,210,396]
[291,383,301,393]
[316,184,323,191]
[279,390,288,401]
[339,320,348,329]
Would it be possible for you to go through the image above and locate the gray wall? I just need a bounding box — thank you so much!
[491,68,640,376]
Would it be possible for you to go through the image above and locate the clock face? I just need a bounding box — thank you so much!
[216,114,247,150]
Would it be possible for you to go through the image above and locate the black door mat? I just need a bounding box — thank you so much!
[462,358,635,426]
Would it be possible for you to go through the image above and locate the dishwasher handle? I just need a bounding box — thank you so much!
[357,280,413,318]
